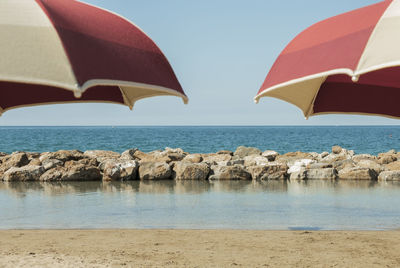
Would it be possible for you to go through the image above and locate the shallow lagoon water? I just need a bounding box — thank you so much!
[1,180,400,230]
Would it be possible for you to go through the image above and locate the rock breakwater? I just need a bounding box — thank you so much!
[1,146,400,181]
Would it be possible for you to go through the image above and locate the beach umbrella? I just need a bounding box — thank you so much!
[254,0,400,119]
[0,0,188,115]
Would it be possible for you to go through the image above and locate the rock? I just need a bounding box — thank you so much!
[120,148,138,160]
[233,146,262,158]
[378,171,400,181]
[307,162,332,169]
[173,162,210,180]
[262,150,279,161]
[276,152,315,163]
[139,162,172,180]
[209,165,251,180]
[247,163,288,180]
[227,159,245,166]
[384,161,400,171]
[0,152,7,157]
[41,159,63,171]
[137,149,186,163]
[338,167,378,180]
[306,168,338,180]
[287,159,315,174]
[40,163,101,181]
[40,150,85,163]
[243,155,269,167]
[83,150,120,162]
[356,160,382,173]
[3,165,45,181]
[182,154,203,163]
[352,154,377,163]
[331,159,355,171]
[319,152,329,159]
[202,154,232,165]
[378,155,396,165]
[332,145,342,154]
[321,149,354,164]
[217,150,233,156]
[289,168,307,180]
[29,158,42,166]
[102,159,139,181]
[0,152,30,176]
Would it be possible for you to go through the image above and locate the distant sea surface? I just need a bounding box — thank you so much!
[0,126,399,155]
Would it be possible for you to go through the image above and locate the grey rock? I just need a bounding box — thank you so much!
[289,168,307,180]
[307,162,332,169]
[139,162,172,180]
[243,155,269,167]
[42,159,63,171]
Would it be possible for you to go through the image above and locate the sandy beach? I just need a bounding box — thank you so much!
[0,229,399,267]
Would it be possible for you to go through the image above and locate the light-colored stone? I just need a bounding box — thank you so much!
[306,168,337,180]
[182,154,203,163]
[83,150,120,163]
[352,154,377,163]
[378,171,400,181]
[217,150,233,156]
[3,165,45,181]
[262,150,279,161]
[338,167,378,180]
[173,162,210,180]
[41,159,63,171]
[319,152,329,159]
[356,160,382,173]
[243,155,269,167]
[120,148,138,160]
[289,168,307,180]
[332,146,342,154]
[139,162,172,180]
[247,163,287,180]
[209,165,251,180]
[40,162,101,181]
[384,161,400,171]
[234,146,262,158]
[103,159,139,181]
[202,154,232,165]
[1,152,29,170]
[307,162,332,169]
[288,159,315,174]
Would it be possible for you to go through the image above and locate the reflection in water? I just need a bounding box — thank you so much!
[1,180,400,230]
[1,180,400,197]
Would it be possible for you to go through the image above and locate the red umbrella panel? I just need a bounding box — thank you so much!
[255,0,400,119]
[0,0,188,115]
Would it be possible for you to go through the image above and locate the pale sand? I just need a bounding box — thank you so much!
[0,230,399,267]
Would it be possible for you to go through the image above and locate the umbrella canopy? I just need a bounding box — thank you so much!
[255,0,400,119]
[0,0,188,115]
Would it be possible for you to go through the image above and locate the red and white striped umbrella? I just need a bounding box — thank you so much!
[0,0,188,115]
[255,0,400,119]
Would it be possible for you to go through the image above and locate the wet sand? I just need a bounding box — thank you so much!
[0,229,399,267]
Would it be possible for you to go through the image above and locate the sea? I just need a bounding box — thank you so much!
[1,125,400,230]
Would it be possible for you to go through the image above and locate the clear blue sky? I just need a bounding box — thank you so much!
[2,0,397,126]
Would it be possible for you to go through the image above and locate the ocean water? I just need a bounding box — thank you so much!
[1,180,400,230]
[0,126,399,154]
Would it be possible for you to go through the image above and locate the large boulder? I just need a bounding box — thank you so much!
[83,150,120,162]
[356,160,382,173]
[136,148,187,163]
[40,150,86,163]
[233,146,262,158]
[306,168,338,180]
[246,163,288,180]
[3,165,45,181]
[209,165,251,180]
[378,150,397,165]
[287,159,315,174]
[40,162,101,181]
[202,153,232,165]
[139,162,172,180]
[41,159,63,171]
[338,167,378,180]
[289,168,307,180]
[378,171,400,181]
[332,145,342,154]
[102,159,139,181]
[173,162,210,180]
[352,154,377,163]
